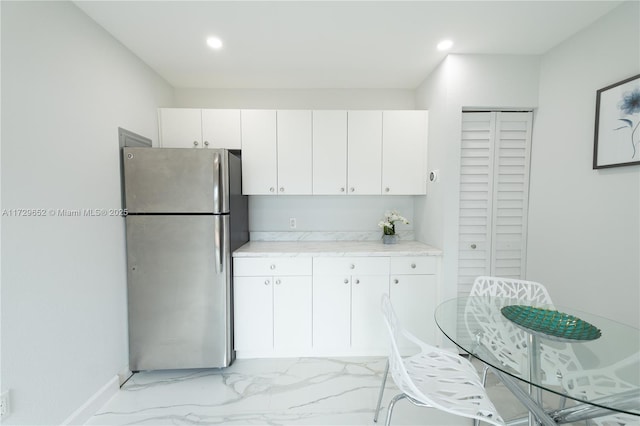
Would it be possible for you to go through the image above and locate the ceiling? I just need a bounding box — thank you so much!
[75,1,620,90]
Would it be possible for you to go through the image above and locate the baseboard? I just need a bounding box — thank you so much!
[118,367,133,386]
[61,375,119,425]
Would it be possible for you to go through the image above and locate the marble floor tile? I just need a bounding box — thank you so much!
[86,356,577,426]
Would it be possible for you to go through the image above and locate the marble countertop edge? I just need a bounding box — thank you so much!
[233,240,442,257]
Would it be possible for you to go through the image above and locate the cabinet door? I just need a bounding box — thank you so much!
[351,275,389,352]
[312,275,351,351]
[382,110,427,194]
[313,111,348,195]
[201,109,241,149]
[390,274,437,351]
[273,276,312,351]
[233,276,273,351]
[241,110,277,195]
[159,108,203,148]
[347,111,382,195]
[277,110,312,195]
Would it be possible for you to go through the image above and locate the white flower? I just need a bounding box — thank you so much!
[378,210,409,235]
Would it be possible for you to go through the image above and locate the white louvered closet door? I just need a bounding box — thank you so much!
[458,111,533,296]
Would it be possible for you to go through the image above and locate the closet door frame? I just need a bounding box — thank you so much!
[458,110,533,295]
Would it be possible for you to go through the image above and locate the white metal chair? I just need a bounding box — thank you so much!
[468,277,637,426]
[546,343,639,426]
[374,294,505,426]
[466,276,556,384]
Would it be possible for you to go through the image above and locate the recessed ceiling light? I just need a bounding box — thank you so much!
[437,39,453,51]
[206,36,223,50]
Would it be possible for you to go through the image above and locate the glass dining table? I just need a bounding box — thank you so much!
[435,297,640,426]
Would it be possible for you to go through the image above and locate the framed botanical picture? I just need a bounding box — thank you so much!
[593,74,640,169]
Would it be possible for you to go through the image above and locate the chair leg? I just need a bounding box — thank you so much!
[482,364,489,386]
[474,365,490,426]
[374,359,390,423]
[385,393,407,426]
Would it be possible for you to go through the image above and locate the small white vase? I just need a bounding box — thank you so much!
[382,234,398,244]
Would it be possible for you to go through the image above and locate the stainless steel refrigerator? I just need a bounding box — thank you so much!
[122,147,248,370]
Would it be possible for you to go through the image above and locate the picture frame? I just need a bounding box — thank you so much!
[593,74,640,169]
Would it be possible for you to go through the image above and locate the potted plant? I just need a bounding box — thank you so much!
[378,210,409,244]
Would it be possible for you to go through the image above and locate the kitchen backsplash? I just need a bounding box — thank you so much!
[250,231,415,242]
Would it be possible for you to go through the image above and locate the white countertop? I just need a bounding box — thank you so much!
[233,240,442,257]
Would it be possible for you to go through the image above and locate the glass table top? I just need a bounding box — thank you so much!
[435,296,640,416]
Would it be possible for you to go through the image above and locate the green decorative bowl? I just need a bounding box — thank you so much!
[501,305,602,341]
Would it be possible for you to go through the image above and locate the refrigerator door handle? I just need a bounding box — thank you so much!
[214,215,224,274]
[212,151,222,214]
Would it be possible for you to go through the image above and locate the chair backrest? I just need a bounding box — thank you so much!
[558,354,639,426]
[466,276,552,375]
[381,294,505,426]
[466,276,581,386]
[381,294,425,402]
[470,276,553,306]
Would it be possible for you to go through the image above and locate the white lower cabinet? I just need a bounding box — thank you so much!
[233,257,312,357]
[389,256,439,352]
[312,275,351,350]
[233,276,274,352]
[273,276,312,351]
[350,275,390,353]
[233,254,440,358]
[312,257,390,356]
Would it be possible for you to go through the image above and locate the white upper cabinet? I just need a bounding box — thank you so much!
[201,109,241,149]
[241,110,278,195]
[312,111,348,195]
[193,108,428,196]
[347,111,383,195]
[382,110,428,195]
[158,108,203,148]
[158,108,241,149]
[277,110,313,195]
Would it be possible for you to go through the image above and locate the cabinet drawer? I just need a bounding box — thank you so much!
[234,257,312,276]
[313,257,390,275]
[389,256,437,275]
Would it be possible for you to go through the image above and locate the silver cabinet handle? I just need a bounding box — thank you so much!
[264,280,270,285]
[270,264,276,270]
[275,279,281,285]
[204,141,209,147]
[269,187,275,193]
[343,278,349,284]
[471,244,477,249]
[349,264,355,269]
[193,141,199,147]
[279,187,284,192]
[355,279,360,284]
[394,279,399,284]
[349,187,355,192]
[340,187,345,192]
[411,263,416,269]
[385,187,390,193]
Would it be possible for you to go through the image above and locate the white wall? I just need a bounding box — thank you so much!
[249,195,414,233]
[527,1,639,327]
[1,2,173,424]
[173,88,416,110]
[174,88,418,236]
[414,54,540,301]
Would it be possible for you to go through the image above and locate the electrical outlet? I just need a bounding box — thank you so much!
[289,218,296,229]
[1,390,10,418]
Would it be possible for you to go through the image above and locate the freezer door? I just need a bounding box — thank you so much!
[126,214,233,370]
[122,147,229,214]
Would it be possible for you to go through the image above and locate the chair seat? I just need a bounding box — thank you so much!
[375,293,504,426]
[400,346,503,421]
